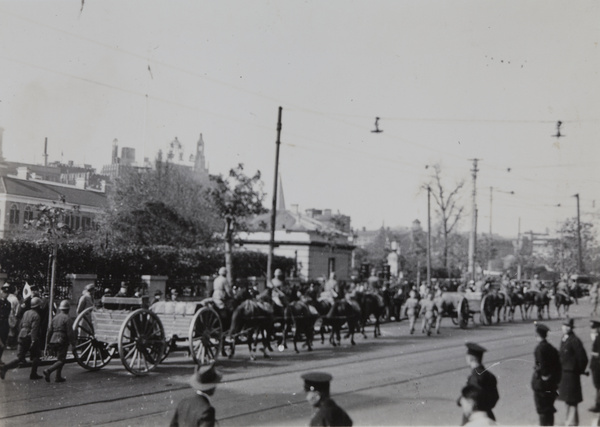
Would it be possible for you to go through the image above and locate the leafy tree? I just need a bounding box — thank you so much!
[426,164,465,276]
[100,161,220,248]
[551,218,598,275]
[207,164,267,284]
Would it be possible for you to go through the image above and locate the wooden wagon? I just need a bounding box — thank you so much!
[72,296,223,376]
[436,290,496,328]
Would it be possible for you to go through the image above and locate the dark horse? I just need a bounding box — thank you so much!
[281,299,318,353]
[226,299,275,360]
[554,290,574,318]
[524,290,551,320]
[309,298,358,347]
[354,291,384,338]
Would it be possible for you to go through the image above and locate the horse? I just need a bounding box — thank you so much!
[226,299,275,360]
[281,299,318,353]
[554,290,574,318]
[524,290,551,320]
[308,298,358,347]
[354,291,385,338]
[383,282,410,322]
[482,289,508,324]
[505,286,526,321]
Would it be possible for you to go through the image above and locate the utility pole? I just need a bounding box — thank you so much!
[427,185,432,287]
[516,217,522,280]
[467,159,480,281]
[43,137,48,167]
[574,193,583,274]
[266,107,283,288]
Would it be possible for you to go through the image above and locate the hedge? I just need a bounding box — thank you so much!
[0,239,294,295]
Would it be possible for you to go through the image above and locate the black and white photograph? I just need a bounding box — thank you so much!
[0,1,599,425]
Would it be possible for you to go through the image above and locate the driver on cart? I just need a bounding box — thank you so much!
[268,269,288,307]
[212,267,232,318]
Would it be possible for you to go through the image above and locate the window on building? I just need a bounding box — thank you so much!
[23,206,34,222]
[9,204,20,225]
[328,258,336,276]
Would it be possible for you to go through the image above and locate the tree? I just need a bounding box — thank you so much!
[207,164,267,284]
[551,218,598,275]
[100,161,220,248]
[427,164,465,276]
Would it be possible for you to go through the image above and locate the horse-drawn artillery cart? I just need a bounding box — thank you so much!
[436,290,497,328]
[72,296,223,376]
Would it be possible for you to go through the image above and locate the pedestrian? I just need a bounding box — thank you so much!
[458,384,497,426]
[0,284,12,363]
[0,296,44,380]
[404,290,420,334]
[531,322,562,426]
[301,371,352,427]
[558,318,588,426]
[170,362,222,427]
[4,283,19,349]
[77,283,95,315]
[212,267,231,312]
[588,318,600,415]
[43,300,76,383]
[461,342,499,425]
[419,292,438,336]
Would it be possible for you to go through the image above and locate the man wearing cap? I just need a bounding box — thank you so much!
[531,322,562,426]
[170,362,222,427]
[458,384,496,426]
[4,284,19,349]
[461,342,499,425]
[588,319,600,414]
[212,267,232,311]
[301,372,352,427]
[43,300,76,383]
[77,283,95,315]
[1,296,44,380]
[558,318,588,426]
[115,282,128,297]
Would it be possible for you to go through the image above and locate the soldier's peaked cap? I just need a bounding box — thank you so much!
[534,322,550,336]
[590,318,600,328]
[465,342,487,357]
[302,372,332,395]
[563,318,575,328]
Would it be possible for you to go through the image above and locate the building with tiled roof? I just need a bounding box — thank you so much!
[0,172,107,238]
[238,208,355,281]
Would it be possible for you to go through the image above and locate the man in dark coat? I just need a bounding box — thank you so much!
[588,319,600,414]
[558,318,588,426]
[461,342,499,425]
[0,284,12,363]
[532,322,562,426]
[170,362,221,427]
[302,371,353,427]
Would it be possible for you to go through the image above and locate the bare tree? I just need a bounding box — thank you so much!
[428,164,465,276]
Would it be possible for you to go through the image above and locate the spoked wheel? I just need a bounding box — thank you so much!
[189,306,223,366]
[480,295,493,326]
[118,308,166,376]
[457,297,470,329]
[72,307,115,371]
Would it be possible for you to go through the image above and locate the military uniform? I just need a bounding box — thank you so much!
[531,323,562,426]
[302,372,352,427]
[404,296,420,334]
[558,331,588,405]
[461,343,499,425]
[419,297,437,336]
[0,291,11,360]
[588,319,600,413]
[1,302,43,380]
[44,305,76,383]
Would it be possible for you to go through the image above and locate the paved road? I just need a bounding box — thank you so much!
[1,298,598,426]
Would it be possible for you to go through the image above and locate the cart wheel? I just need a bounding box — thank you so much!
[480,295,493,326]
[457,297,470,329]
[189,306,223,366]
[118,308,166,376]
[72,307,115,371]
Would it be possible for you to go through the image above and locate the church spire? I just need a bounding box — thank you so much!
[277,174,286,211]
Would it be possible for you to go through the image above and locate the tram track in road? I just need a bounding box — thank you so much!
[0,324,538,425]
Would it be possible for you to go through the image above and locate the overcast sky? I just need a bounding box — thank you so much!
[1,0,598,238]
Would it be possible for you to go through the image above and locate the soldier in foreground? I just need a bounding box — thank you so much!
[558,318,588,426]
[301,372,352,427]
[531,322,562,426]
[460,342,499,425]
[588,319,600,415]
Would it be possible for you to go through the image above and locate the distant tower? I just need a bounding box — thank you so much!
[112,139,119,164]
[194,133,209,177]
[277,174,286,211]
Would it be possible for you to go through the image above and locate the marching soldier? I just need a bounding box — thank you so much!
[43,300,76,383]
[558,318,588,426]
[1,296,44,380]
[531,322,562,426]
[588,319,600,414]
[460,343,499,425]
[301,372,352,427]
[403,290,420,335]
[419,292,438,336]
